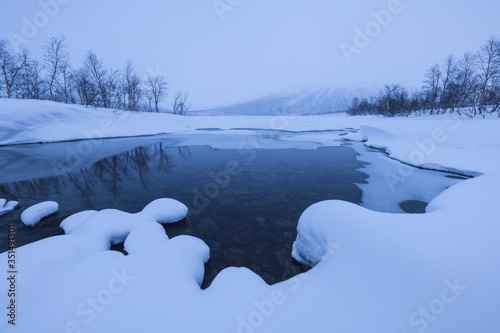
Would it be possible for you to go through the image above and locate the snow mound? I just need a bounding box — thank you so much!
[0,199,18,216]
[60,210,98,234]
[124,222,169,254]
[0,199,213,333]
[291,175,500,332]
[20,201,59,226]
[140,198,189,223]
[56,198,188,260]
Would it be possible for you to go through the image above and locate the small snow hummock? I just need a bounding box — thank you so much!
[0,199,19,216]
[21,201,59,227]
[60,210,97,234]
[51,198,189,260]
[124,222,169,255]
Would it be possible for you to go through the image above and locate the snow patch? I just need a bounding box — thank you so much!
[124,222,169,254]
[0,199,18,216]
[20,201,59,226]
[60,210,98,234]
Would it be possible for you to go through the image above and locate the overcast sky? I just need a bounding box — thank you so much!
[1,0,499,109]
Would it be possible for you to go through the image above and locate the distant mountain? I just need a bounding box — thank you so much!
[189,86,372,116]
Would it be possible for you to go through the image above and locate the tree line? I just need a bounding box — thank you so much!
[0,35,190,114]
[348,36,500,117]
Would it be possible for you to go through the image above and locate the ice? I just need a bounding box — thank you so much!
[349,142,463,213]
[352,116,500,176]
[20,201,59,226]
[0,199,18,216]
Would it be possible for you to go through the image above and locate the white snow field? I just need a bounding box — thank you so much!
[0,198,18,216]
[1,99,500,332]
[20,201,59,227]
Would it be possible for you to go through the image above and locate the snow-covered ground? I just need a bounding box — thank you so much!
[1,99,499,332]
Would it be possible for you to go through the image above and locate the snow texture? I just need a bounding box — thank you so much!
[0,198,18,216]
[20,201,59,227]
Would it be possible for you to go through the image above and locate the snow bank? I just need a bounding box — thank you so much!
[0,198,209,333]
[291,175,500,332]
[0,99,187,145]
[0,98,361,147]
[2,99,500,332]
[3,177,499,332]
[20,201,59,226]
[0,198,18,216]
[348,116,500,176]
[288,115,500,332]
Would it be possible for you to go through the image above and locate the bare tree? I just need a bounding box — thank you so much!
[83,50,109,108]
[438,55,457,113]
[123,61,142,111]
[75,68,98,107]
[172,90,190,115]
[454,52,478,112]
[107,68,121,109]
[375,84,409,116]
[59,59,74,103]
[423,64,442,114]
[476,36,500,114]
[0,41,6,96]
[42,35,69,101]
[489,38,500,114]
[145,75,167,112]
[18,59,45,99]
[339,37,500,117]
[0,41,28,98]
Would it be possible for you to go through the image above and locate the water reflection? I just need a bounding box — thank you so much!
[1,144,192,202]
[0,141,368,286]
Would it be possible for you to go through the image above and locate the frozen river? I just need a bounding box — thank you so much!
[0,131,466,287]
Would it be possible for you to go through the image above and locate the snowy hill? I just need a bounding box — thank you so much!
[190,86,372,116]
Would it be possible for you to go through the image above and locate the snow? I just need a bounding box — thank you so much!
[0,198,18,216]
[20,201,59,226]
[291,175,500,332]
[139,197,189,223]
[0,99,186,146]
[1,99,500,332]
[348,116,500,176]
[60,210,98,234]
[0,98,366,147]
[124,222,169,254]
[63,199,188,259]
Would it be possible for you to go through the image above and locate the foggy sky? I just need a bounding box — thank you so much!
[1,0,499,109]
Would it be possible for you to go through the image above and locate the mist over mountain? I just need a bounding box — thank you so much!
[188,86,373,116]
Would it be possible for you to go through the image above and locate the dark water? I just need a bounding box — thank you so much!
[399,200,428,214]
[0,139,368,287]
